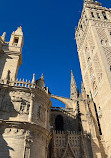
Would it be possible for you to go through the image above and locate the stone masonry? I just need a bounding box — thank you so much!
[0,27,52,158]
[0,0,111,157]
[75,0,111,156]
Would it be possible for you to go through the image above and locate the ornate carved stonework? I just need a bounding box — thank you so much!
[52,131,81,158]
[0,27,52,158]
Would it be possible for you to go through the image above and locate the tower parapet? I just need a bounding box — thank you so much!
[0,27,23,81]
[9,26,23,52]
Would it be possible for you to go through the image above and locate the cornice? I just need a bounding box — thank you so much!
[0,120,50,137]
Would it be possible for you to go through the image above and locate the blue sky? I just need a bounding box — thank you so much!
[0,0,110,107]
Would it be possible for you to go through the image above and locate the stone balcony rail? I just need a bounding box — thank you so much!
[0,79,49,94]
[9,79,36,88]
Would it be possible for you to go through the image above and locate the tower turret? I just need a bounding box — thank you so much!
[36,73,45,88]
[0,27,23,81]
[70,70,77,99]
[9,26,23,52]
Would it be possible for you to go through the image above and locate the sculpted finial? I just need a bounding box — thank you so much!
[32,73,35,83]
[1,32,6,41]
[41,73,44,81]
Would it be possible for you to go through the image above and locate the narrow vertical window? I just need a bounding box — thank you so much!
[101,40,103,45]
[91,12,94,18]
[80,24,83,29]
[109,33,111,46]
[87,57,91,63]
[105,40,108,46]
[102,11,107,20]
[94,103,102,135]
[85,15,87,21]
[14,37,19,44]
[97,13,100,19]
[55,115,64,131]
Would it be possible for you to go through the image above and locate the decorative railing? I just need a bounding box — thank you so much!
[9,79,36,88]
[0,78,49,94]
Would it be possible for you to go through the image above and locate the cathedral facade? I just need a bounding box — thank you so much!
[0,0,111,158]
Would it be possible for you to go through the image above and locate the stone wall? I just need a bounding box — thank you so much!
[0,81,51,158]
[50,110,79,132]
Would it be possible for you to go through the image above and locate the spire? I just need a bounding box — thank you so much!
[9,26,23,53]
[70,70,77,99]
[41,73,44,81]
[14,26,23,36]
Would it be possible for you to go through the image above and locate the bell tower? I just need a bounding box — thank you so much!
[9,26,23,52]
[0,27,23,81]
[75,0,111,155]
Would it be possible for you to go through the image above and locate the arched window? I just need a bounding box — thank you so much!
[97,13,100,19]
[55,115,64,131]
[80,24,83,30]
[102,11,107,20]
[91,12,94,18]
[105,40,108,46]
[110,65,111,71]
[87,57,91,63]
[101,39,103,45]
